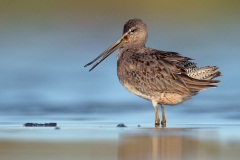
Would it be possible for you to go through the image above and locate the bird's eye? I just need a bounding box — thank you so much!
[129,27,137,33]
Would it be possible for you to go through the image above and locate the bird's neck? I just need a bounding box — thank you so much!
[116,45,145,61]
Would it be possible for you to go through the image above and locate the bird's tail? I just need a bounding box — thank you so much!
[177,66,221,92]
[186,66,221,80]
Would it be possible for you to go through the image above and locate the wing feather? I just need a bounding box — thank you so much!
[117,48,219,97]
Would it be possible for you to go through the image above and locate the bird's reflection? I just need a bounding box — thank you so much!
[118,128,216,160]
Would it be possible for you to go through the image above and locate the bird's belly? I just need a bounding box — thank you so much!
[121,82,152,101]
[121,81,190,106]
[155,92,189,105]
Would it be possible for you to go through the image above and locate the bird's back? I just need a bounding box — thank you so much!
[117,47,221,105]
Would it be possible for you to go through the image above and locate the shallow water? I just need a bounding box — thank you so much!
[0,114,240,160]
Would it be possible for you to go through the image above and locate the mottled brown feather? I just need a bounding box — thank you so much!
[117,47,220,104]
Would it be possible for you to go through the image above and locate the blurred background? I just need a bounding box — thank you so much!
[1,1,240,160]
[0,0,240,124]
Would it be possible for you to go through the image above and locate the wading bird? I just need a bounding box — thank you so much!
[84,19,221,127]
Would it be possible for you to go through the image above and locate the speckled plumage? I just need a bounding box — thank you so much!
[85,18,221,127]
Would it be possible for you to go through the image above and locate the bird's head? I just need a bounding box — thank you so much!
[84,18,148,71]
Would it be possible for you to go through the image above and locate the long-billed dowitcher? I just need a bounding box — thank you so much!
[84,18,221,127]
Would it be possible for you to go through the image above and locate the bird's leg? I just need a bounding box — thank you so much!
[161,104,166,127]
[152,101,160,127]
[154,107,160,127]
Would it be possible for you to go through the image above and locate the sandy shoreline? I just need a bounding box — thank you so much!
[1,125,240,160]
[0,140,117,160]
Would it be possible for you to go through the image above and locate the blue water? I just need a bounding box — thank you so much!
[1,24,239,123]
[0,0,240,131]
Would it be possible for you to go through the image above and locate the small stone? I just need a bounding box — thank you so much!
[24,122,57,127]
[117,123,127,127]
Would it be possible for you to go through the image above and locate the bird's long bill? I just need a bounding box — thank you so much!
[84,33,128,71]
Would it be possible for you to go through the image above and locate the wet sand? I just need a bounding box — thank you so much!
[1,123,240,160]
[0,140,117,160]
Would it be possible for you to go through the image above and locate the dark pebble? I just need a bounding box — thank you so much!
[117,123,127,127]
[24,123,57,127]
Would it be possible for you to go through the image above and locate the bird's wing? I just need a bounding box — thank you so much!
[118,49,217,95]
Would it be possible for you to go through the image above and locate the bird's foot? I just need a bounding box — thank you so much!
[155,122,160,127]
[155,119,160,127]
[161,120,166,128]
